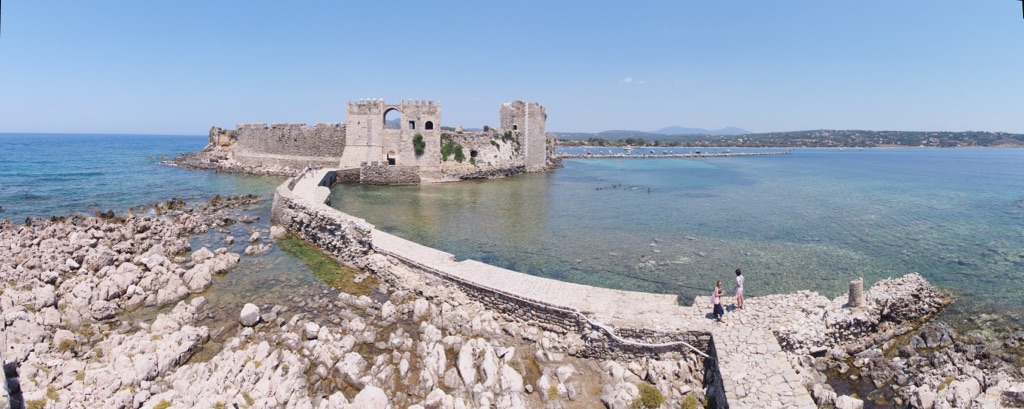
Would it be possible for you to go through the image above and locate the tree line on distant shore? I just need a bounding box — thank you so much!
[556,130,1024,148]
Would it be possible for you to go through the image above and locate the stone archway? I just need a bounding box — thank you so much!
[384,109,401,130]
[387,150,396,166]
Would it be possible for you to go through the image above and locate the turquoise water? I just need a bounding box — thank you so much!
[0,133,280,220]
[330,148,1024,328]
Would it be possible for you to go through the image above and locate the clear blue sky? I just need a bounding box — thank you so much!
[1,1,1022,135]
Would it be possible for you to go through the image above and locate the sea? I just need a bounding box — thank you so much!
[3,134,1023,337]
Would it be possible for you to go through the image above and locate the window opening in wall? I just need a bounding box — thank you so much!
[409,121,416,130]
[425,121,434,130]
[384,109,401,130]
[512,124,518,130]
[470,150,478,158]
[387,151,396,166]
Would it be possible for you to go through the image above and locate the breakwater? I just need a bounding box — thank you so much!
[270,168,965,408]
[556,151,791,159]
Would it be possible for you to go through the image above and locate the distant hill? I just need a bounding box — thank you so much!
[653,126,750,135]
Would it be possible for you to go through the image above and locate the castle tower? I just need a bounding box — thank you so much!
[338,99,441,172]
[499,101,547,171]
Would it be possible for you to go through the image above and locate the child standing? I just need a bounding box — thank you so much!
[712,280,725,322]
[735,268,745,310]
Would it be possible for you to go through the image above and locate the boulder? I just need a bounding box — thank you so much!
[240,303,261,327]
[190,247,215,263]
[209,253,240,274]
[182,264,212,292]
[350,385,388,408]
[413,298,430,321]
[835,395,864,409]
[91,300,118,320]
[920,322,955,349]
[424,388,446,409]
[457,342,478,386]
[949,378,982,407]
[380,301,397,321]
[304,322,320,340]
[269,226,287,240]
[910,386,936,409]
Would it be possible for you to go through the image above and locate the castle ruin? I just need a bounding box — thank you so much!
[205,99,558,184]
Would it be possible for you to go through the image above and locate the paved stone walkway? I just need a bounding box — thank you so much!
[288,171,816,408]
[691,297,818,408]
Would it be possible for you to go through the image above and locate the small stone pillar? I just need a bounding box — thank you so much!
[848,278,865,308]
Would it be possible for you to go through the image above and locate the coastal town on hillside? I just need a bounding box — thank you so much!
[556,129,1024,148]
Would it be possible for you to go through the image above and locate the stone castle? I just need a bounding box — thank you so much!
[205,99,558,184]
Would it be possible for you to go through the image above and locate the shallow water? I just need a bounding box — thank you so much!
[331,148,1024,329]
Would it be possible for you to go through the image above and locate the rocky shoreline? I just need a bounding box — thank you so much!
[748,275,1024,408]
[170,150,299,177]
[3,194,1022,408]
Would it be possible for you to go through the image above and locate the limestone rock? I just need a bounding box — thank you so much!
[269,225,286,240]
[305,321,320,340]
[350,385,388,408]
[835,395,864,409]
[191,247,215,263]
[240,303,261,327]
[182,264,212,292]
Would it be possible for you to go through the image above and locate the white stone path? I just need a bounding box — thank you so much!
[288,170,817,408]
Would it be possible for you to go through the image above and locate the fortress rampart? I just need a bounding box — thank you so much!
[211,123,346,170]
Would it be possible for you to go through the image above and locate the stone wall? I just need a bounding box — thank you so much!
[1,351,9,409]
[359,164,421,185]
[232,122,346,170]
[270,182,373,266]
[702,335,728,409]
[438,130,531,179]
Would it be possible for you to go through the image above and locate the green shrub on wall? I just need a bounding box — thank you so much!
[412,133,425,157]
[440,133,466,162]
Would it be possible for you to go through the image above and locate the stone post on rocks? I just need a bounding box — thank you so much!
[848,278,865,309]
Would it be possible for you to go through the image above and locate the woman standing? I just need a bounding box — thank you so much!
[735,268,745,310]
[712,280,725,323]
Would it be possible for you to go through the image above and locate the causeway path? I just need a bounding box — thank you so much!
[556,151,791,159]
[290,169,816,408]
